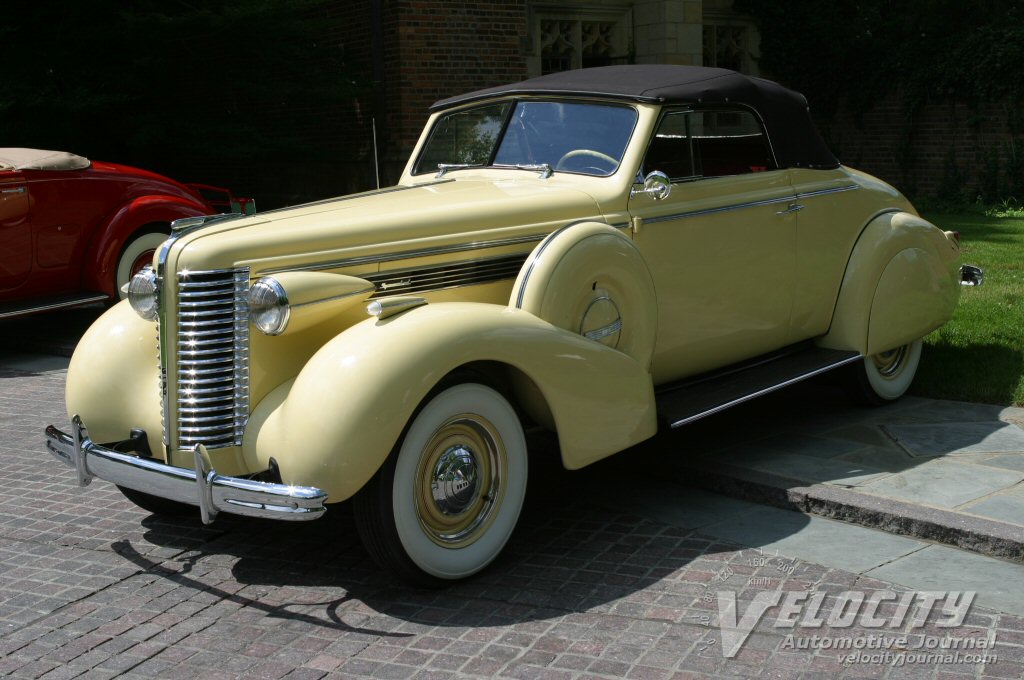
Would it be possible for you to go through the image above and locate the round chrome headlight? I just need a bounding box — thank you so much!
[249,277,290,335]
[127,266,159,320]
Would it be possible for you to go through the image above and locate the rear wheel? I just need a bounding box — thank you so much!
[850,338,923,405]
[116,229,169,299]
[353,383,528,585]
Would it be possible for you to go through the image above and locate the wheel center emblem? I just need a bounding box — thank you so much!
[431,445,479,515]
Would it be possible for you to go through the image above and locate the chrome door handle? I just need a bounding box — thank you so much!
[775,202,804,216]
[1,187,26,195]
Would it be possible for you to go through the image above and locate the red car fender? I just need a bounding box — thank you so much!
[85,195,211,296]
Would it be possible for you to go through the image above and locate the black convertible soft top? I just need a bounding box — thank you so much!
[431,65,838,170]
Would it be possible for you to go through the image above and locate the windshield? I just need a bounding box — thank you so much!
[414,100,638,177]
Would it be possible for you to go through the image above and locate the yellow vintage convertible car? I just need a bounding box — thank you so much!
[45,66,982,584]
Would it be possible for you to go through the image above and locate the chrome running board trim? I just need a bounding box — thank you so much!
[657,347,862,429]
[0,293,108,319]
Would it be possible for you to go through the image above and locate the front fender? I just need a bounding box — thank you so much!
[84,195,210,296]
[820,211,961,355]
[244,302,658,502]
[65,301,164,454]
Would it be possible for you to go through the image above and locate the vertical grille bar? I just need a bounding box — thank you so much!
[173,269,250,449]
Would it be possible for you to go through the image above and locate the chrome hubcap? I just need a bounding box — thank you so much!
[431,445,479,515]
[873,344,909,378]
[414,414,505,547]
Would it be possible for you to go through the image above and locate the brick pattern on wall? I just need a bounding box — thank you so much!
[819,96,1022,201]
[384,0,528,162]
[176,1,530,205]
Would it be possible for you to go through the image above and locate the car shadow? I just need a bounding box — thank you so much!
[106,368,1022,632]
[88,344,1022,632]
[0,304,104,368]
[113,437,813,633]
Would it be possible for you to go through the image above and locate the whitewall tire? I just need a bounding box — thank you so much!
[854,338,923,404]
[116,230,169,299]
[354,383,528,584]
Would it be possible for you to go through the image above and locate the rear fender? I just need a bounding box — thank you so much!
[83,195,210,295]
[244,302,657,503]
[820,211,961,355]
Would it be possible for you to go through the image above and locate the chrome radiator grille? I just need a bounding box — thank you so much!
[173,269,250,449]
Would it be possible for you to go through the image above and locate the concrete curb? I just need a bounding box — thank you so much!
[667,458,1024,563]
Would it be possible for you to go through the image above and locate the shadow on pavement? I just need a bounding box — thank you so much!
[113,442,811,632]
[0,304,104,358]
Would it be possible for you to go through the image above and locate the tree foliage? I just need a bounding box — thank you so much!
[734,0,1024,120]
[0,1,367,170]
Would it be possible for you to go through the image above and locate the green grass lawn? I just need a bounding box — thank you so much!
[910,212,1024,406]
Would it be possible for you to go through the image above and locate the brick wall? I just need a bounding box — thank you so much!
[240,0,529,205]
[819,95,1022,201]
[383,0,528,168]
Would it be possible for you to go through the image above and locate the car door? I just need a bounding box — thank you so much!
[786,166,871,340]
[628,107,799,385]
[0,170,32,295]
[25,169,104,296]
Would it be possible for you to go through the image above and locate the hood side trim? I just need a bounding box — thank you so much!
[256,233,548,276]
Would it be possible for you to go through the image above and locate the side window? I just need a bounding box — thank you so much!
[643,108,774,181]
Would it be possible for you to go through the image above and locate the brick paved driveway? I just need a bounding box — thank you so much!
[2,363,1022,679]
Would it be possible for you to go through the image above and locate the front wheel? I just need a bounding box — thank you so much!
[850,339,923,405]
[353,383,528,585]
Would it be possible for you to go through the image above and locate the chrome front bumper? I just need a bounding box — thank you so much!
[45,416,327,524]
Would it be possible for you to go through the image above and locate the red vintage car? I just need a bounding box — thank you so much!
[0,148,252,318]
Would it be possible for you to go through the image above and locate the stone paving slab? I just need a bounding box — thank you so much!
[886,421,1024,457]
[980,453,1024,473]
[963,495,1024,525]
[859,460,1024,508]
[655,378,1024,563]
[699,506,930,575]
[866,545,1024,615]
[715,449,891,487]
[590,462,1024,624]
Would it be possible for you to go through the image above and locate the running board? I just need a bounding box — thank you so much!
[0,293,109,320]
[656,347,861,428]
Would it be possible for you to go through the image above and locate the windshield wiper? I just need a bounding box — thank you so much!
[492,163,553,179]
[435,163,483,178]
[436,162,554,180]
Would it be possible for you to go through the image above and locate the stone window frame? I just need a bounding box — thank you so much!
[701,8,759,75]
[526,2,634,77]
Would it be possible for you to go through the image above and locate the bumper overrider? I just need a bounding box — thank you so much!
[45,416,327,523]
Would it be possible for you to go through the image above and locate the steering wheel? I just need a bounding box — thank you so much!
[555,149,618,174]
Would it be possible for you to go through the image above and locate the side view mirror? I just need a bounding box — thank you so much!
[630,171,672,201]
